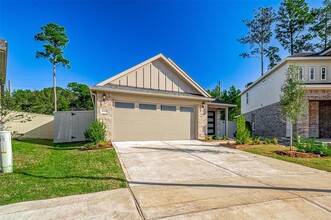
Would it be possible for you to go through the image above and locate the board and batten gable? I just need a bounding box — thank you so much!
[98,55,204,95]
[241,58,331,114]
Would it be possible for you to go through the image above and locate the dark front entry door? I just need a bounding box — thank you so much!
[208,111,215,135]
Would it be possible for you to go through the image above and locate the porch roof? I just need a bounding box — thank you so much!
[208,99,237,108]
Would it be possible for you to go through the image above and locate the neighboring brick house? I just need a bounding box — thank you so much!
[240,47,331,139]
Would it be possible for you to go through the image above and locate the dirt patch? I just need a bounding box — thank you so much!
[273,150,321,158]
[81,142,113,151]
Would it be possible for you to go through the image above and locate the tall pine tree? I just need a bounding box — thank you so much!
[275,0,313,55]
[310,0,331,50]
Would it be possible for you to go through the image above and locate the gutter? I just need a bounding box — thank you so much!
[89,86,214,102]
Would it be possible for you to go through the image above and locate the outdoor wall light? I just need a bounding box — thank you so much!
[102,93,106,101]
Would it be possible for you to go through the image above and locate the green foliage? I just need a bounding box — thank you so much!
[294,135,331,156]
[207,85,241,121]
[35,23,70,67]
[275,0,313,55]
[309,0,331,50]
[236,115,251,145]
[11,82,93,115]
[271,137,279,145]
[84,121,106,144]
[252,137,261,145]
[264,138,272,144]
[213,135,221,140]
[221,135,228,140]
[266,46,281,70]
[239,7,278,75]
[205,136,213,141]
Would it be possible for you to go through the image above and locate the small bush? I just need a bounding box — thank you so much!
[294,135,331,156]
[221,135,228,140]
[271,137,278,145]
[264,138,271,144]
[252,137,261,145]
[84,120,106,144]
[205,135,213,141]
[213,135,221,140]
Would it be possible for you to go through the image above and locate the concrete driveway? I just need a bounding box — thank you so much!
[114,140,331,220]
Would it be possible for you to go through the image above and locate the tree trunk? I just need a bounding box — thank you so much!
[290,122,293,151]
[53,64,57,112]
[261,50,264,76]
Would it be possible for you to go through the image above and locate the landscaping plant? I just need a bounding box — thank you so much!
[294,135,331,156]
[271,137,278,144]
[84,120,106,144]
[213,135,221,140]
[236,115,251,144]
[221,135,228,140]
[253,137,261,145]
[263,138,271,144]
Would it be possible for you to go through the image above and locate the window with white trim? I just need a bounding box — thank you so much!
[246,92,249,105]
[309,67,315,80]
[299,67,304,80]
[321,67,326,80]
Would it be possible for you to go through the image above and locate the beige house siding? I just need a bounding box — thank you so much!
[107,59,200,94]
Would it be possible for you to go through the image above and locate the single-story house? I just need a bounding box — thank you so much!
[240,47,331,139]
[90,54,236,141]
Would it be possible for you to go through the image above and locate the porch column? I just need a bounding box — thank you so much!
[225,107,229,137]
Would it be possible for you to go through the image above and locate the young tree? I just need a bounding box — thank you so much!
[35,23,70,112]
[239,7,278,75]
[275,0,313,55]
[310,0,331,50]
[280,65,307,149]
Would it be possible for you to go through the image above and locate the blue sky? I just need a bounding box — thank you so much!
[0,0,323,92]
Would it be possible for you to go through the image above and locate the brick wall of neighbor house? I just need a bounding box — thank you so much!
[244,102,286,138]
[197,102,208,140]
[296,89,331,138]
[96,92,113,140]
[319,101,331,138]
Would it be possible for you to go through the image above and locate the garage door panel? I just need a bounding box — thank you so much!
[113,108,195,141]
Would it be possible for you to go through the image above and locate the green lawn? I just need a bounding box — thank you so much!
[0,139,127,205]
[242,145,331,172]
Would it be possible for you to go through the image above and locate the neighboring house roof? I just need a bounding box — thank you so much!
[90,84,213,101]
[96,53,211,98]
[240,49,331,96]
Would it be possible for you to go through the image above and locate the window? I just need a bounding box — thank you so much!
[161,105,176,111]
[180,107,194,112]
[321,67,327,80]
[309,67,315,80]
[246,92,249,105]
[115,102,134,109]
[299,67,304,80]
[139,103,157,110]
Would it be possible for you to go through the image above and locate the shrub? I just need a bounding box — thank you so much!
[263,138,271,144]
[84,120,106,144]
[221,135,228,140]
[205,135,213,141]
[294,135,331,156]
[213,135,221,140]
[236,115,251,144]
[271,137,278,145]
[252,137,261,145]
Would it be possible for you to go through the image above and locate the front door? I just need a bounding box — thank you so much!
[208,111,215,135]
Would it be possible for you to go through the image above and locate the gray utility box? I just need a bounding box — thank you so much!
[0,131,13,173]
[54,111,95,143]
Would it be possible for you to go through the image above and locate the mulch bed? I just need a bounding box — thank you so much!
[80,141,113,151]
[273,150,321,158]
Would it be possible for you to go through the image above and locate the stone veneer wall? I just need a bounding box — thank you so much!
[197,102,208,140]
[244,102,286,138]
[95,92,113,140]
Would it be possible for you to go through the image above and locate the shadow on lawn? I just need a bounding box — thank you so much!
[14,138,86,151]
[19,171,126,182]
